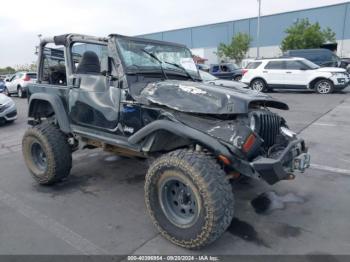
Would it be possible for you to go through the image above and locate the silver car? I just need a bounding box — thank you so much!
[0,94,17,124]
[4,71,37,98]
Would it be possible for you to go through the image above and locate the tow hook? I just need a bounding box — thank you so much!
[293,153,311,173]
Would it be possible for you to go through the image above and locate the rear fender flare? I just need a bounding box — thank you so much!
[28,93,71,133]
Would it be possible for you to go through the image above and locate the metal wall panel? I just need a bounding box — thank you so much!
[299,4,346,37]
[233,19,250,36]
[139,3,349,49]
[342,2,350,39]
[141,32,163,41]
[191,23,230,48]
[163,29,192,47]
[254,12,299,47]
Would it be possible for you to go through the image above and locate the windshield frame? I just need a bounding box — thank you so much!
[115,35,201,80]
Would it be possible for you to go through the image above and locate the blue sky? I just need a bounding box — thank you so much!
[0,0,348,67]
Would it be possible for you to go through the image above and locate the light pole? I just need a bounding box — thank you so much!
[35,34,42,55]
[257,0,261,58]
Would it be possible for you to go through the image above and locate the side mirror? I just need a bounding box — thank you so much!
[300,67,307,71]
[6,79,10,82]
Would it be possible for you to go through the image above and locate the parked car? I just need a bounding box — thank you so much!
[283,48,350,72]
[3,75,13,82]
[209,63,243,81]
[23,33,310,249]
[4,71,37,98]
[196,63,210,72]
[0,79,6,93]
[341,57,350,71]
[241,57,350,94]
[199,70,248,89]
[0,94,17,125]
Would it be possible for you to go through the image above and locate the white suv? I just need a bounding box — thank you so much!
[4,71,37,98]
[241,57,350,94]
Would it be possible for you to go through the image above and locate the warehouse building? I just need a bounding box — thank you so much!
[138,2,350,64]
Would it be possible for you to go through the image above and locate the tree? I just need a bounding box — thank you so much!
[14,62,37,72]
[217,33,251,64]
[0,66,16,75]
[281,18,336,52]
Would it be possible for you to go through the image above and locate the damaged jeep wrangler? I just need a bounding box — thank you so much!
[22,34,310,249]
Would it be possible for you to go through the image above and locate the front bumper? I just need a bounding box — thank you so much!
[250,139,310,185]
[331,75,350,90]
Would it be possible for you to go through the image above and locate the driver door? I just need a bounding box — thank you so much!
[68,41,121,131]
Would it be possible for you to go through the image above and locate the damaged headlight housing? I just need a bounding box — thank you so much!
[249,115,256,131]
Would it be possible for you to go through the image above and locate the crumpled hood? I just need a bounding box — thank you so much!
[139,80,288,114]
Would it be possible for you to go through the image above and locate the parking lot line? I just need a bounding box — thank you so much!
[310,164,350,175]
[0,189,108,255]
[312,123,337,127]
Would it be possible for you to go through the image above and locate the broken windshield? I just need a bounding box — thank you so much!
[116,38,200,79]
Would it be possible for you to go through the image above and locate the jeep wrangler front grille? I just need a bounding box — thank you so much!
[257,112,281,148]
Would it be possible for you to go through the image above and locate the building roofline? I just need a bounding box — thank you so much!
[137,1,349,36]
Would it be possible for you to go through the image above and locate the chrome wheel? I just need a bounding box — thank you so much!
[251,79,265,92]
[316,80,332,94]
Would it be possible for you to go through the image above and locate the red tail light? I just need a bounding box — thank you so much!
[23,75,31,81]
[242,69,248,75]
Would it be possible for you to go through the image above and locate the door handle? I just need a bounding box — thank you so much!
[286,71,292,74]
[72,77,81,88]
[262,71,268,73]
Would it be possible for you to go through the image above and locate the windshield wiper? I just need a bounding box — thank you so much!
[162,61,196,81]
[141,49,168,80]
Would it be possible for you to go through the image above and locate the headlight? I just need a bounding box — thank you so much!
[331,72,346,77]
[0,103,9,112]
[1,100,14,109]
[249,115,256,131]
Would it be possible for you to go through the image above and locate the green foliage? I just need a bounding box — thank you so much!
[0,62,37,76]
[0,66,16,75]
[281,18,336,51]
[15,62,37,72]
[217,33,251,64]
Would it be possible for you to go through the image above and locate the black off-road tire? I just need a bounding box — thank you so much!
[22,123,72,185]
[145,149,234,249]
[233,75,242,81]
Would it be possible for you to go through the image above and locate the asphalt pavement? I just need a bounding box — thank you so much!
[0,89,349,256]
